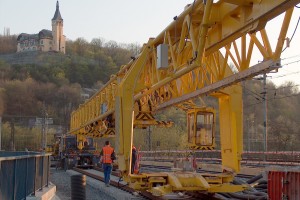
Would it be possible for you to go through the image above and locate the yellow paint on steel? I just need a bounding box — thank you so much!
[68,0,300,194]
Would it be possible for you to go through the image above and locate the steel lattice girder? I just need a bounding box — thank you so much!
[69,0,299,175]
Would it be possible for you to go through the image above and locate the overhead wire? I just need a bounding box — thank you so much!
[244,99,264,108]
[271,70,300,79]
[242,53,300,105]
[281,53,300,60]
[241,62,300,102]
[242,85,264,100]
[267,84,300,90]
[281,59,300,66]
[244,91,300,107]
[273,92,300,100]
[243,74,300,107]
[282,15,300,53]
[270,57,300,79]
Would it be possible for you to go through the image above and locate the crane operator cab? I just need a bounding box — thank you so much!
[187,107,215,150]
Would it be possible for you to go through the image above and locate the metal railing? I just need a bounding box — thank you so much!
[0,151,51,200]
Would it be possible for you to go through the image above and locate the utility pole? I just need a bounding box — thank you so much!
[148,126,151,151]
[247,118,250,152]
[42,116,45,151]
[0,116,2,150]
[41,103,48,152]
[262,73,268,160]
[9,118,15,151]
[251,117,255,151]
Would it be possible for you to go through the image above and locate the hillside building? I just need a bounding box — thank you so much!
[16,1,66,54]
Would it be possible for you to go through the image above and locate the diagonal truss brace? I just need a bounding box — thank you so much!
[157,59,280,110]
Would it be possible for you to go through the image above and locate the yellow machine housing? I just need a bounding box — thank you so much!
[187,107,216,150]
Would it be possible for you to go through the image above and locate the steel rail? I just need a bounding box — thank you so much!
[91,166,264,200]
[72,167,165,200]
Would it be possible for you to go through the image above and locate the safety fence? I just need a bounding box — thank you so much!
[140,150,300,166]
[0,151,51,200]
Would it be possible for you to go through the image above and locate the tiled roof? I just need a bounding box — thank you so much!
[17,33,39,41]
[39,29,53,38]
[17,29,53,42]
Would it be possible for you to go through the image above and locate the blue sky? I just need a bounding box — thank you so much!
[1,0,300,87]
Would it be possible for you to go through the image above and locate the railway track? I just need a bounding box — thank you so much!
[142,157,300,166]
[139,164,255,179]
[73,167,160,200]
[73,167,214,200]
[72,164,267,200]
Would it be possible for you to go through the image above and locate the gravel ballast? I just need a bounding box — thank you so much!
[50,168,117,200]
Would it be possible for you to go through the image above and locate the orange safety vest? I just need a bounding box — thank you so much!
[102,145,114,164]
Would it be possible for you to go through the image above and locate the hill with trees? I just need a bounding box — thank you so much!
[0,34,299,153]
[0,35,140,150]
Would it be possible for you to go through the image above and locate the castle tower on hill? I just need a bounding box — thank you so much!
[17,1,66,54]
[52,1,64,52]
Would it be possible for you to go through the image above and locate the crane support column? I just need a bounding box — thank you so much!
[216,85,243,173]
[115,46,151,175]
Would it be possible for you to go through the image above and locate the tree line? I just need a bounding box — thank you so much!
[0,35,17,54]
[0,34,299,153]
[0,35,141,150]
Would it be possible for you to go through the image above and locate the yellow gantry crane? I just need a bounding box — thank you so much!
[69,0,300,195]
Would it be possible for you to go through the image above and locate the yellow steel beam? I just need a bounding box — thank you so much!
[69,0,299,175]
[206,0,299,54]
[216,85,243,173]
[69,1,297,136]
[156,60,279,111]
[115,45,151,173]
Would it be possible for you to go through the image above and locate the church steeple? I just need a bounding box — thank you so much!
[52,1,63,21]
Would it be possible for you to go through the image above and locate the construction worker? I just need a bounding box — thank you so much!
[83,141,89,150]
[100,141,115,187]
[131,146,137,174]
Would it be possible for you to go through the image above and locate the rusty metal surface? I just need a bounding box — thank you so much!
[268,171,300,200]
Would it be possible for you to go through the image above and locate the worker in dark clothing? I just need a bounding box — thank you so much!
[131,146,137,174]
[100,141,115,186]
[83,141,89,150]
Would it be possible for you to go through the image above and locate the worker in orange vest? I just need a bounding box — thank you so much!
[100,141,115,187]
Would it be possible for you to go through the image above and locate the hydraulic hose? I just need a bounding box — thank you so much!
[257,179,267,185]
[254,183,268,189]
[243,190,268,197]
[214,193,232,200]
[246,174,263,184]
[226,192,267,200]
